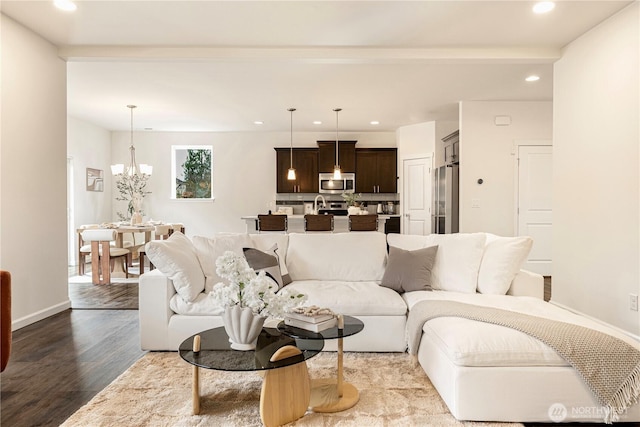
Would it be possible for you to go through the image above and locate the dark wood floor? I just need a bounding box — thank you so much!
[1,309,146,427]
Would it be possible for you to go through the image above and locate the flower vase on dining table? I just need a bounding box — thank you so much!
[223,305,265,351]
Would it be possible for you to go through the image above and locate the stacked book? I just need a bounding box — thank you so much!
[284,310,337,332]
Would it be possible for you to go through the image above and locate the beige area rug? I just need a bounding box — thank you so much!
[61,352,522,427]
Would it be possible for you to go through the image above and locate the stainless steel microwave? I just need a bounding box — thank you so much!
[319,173,355,194]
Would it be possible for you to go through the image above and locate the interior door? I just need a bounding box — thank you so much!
[517,144,552,275]
[402,157,432,235]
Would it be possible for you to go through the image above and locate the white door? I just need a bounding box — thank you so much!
[517,145,552,275]
[402,157,432,235]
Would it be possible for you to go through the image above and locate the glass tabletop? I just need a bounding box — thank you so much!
[277,315,364,340]
[179,326,324,372]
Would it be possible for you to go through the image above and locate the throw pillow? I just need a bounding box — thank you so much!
[249,234,292,285]
[381,245,438,293]
[193,234,253,293]
[145,231,205,303]
[477,234,533,295]
[243,245,284,289]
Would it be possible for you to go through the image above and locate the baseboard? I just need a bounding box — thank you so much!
[549,300,640,342]
[12,300,72,331]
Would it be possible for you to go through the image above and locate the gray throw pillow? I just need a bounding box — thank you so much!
[381,245,438,293]
[243,245,284,289]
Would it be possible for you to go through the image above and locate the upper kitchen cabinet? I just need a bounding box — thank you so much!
[442,130,460,165]
[355,148,397,193]
[317,141,356,173]
[275,148,319,193]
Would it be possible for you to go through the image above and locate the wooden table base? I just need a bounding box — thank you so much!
[310,379,359,412]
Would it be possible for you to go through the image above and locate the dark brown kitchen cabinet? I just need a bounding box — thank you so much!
[275,148,318,193]
[355,148,397,193]
[317,141,357,173]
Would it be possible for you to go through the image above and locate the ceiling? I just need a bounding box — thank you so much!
[1,1,632,132]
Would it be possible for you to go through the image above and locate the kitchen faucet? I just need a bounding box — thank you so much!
[314,195,327,215]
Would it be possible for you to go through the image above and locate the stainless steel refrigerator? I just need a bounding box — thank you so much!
[432,164,459,234]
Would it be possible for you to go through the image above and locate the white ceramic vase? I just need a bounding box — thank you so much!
[222,306,265,351]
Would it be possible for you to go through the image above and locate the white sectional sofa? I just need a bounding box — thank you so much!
[139,231,640,423]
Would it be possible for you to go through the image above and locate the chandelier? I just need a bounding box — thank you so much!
[110,105,153,177]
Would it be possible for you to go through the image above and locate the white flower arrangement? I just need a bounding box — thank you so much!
[210,251,307,318]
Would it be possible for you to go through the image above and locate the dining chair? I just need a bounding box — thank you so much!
[257,214,288,233]
[80,229,130,285]
[304,214,334,232]
[78,224,134,275]
[168,223,185,236]
[139,224,172,274]
[348,214,379,232]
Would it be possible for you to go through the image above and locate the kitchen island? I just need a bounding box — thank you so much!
[241,214,391,233]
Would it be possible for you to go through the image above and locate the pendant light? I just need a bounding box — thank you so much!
[110,105,153,176]
[333,108,342,180]
[287,108,296,180]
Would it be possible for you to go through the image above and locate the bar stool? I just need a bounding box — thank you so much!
[80,229,130,285]
[304,214,334,232]
[348,214,379,231]
[257,214,288,233]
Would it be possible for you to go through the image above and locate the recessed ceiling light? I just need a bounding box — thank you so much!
[54,0,77,11]
[370,121,380,125]
[533,2,555,14]
[525,75,541,82]
[313,121,322,125]
[254,121,264,125]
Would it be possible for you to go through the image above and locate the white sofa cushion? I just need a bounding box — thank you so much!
[403,290,567,367]
[169,292,225,316]
[145,232,205,303]
[478,234,533,295]
[427,233,486,293]
[389,233,486,294]
[286,232,387,282]
[286,280,407,316]
[193,233,253,293]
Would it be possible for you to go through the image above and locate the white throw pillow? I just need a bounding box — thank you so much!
[193,233,253,293]
[477,234,533,295]
[386,233,431,251]
[145,232,205,303]
[426,233,486,293]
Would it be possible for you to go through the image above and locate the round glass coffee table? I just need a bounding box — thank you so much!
[180,326,324,425]
[277,315,364,412]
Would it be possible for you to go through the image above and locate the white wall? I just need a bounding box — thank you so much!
[459,101,553,236]
[110,131,395,237]
[553,3,639,335]
[68,117,113,263]
[1,14,70,329]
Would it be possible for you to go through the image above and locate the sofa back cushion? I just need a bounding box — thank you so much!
[427,233,486,293]
[286,232,387,281]
[193,233,253,293]
[387,233,486,294]
[477,234,533,295]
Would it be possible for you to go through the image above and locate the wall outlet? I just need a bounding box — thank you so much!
[630,294,638,312]
[471,198,480,208]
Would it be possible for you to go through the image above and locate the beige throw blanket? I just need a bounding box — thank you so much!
[407,300,640,424]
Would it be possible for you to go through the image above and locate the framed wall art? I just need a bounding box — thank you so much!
[86,168,104,192]
[171,145,213,200]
